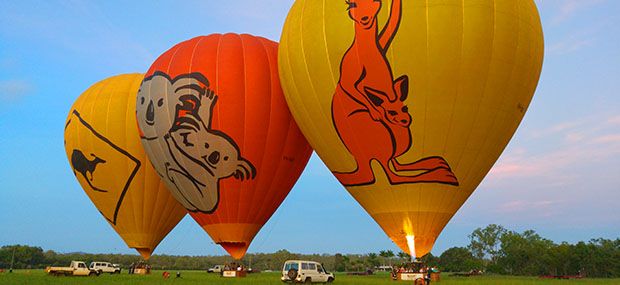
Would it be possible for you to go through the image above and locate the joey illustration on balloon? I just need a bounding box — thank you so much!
[332,0,458,186]
[137,72,256,213]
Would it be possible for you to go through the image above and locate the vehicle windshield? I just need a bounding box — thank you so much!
[284,262,299,271]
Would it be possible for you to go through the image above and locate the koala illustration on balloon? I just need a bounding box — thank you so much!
[137,72,256,213]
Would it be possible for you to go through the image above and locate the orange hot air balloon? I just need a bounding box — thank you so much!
[64,74,187,259]
[279,0,544,257]
[136,34,312,259]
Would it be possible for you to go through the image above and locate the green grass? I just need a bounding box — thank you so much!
[1,270,618,285]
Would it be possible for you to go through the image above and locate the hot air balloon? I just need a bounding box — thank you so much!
[279,0,544,257]
[64,74,187,259]
[136,34,312,259]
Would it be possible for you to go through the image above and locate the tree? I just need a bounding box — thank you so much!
[468,224,507,266]
[0,245,45,269]
[342,255,350,272]
[334,254,345,272]
[419,253,439,267]
[495,229,554,275]
[379,250,395,266]
[439,247,480,272]
[397,251,411,262]
[366,253,380,268]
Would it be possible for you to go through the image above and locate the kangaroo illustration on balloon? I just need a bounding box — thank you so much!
[70,149,107,192]
[137,72,256,213]
[332,0,459,186]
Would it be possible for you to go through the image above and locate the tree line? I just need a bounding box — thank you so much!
[1,225,618,278]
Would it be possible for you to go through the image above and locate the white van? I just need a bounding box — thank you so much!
[281,260,334,283]
[89,262,121,274]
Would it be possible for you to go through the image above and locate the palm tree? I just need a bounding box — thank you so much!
[398,251,412,262]
[379,250,396,266]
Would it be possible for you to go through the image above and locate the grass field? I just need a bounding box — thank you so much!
[1,270,618,285]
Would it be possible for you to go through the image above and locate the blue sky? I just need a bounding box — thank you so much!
[0,0,618,257]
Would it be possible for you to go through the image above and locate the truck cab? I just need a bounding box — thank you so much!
[71,261,92,276]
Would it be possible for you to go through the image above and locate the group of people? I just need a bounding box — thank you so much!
[391,263,438,284]
[128,261,151,274]
[222,262,245,272]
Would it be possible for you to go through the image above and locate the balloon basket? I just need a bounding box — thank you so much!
[222,270,247,278]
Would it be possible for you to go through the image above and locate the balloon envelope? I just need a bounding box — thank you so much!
[137,34,312,259]
[64,74,187,259]
[279,0,544,256]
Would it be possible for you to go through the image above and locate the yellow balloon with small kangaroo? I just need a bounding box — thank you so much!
[64,74,187,259]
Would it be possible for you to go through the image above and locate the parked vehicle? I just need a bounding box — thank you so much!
[207,265,224,273]
[89,262,121,274]
[281,260,334,283]
[46,261,99,276]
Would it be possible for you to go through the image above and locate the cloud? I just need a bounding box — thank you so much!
[496,200,561,216]
[488,113,620,183]
[0,79,33,102]
[551,0,606,25]
[548,37,594,55]
[608,116,620,126]
[593,134,620,144]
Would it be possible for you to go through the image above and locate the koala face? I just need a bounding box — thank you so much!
[200,131,256,181]
[136,74,176,140]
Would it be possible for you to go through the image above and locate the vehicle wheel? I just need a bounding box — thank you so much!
[287,269,298,280]
[304,277,312,284]
[89,272,95,277]
[327,277,334,283]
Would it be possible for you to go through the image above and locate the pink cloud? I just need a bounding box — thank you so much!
[489,114,619,182]
[608,116,620,126]
[496,200,561,217]
[593,134,620,144]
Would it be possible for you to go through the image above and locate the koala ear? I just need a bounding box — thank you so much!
[172,77,204,98]
[394,75,409,102]
[364,87,386,107]
[233,158,257,181]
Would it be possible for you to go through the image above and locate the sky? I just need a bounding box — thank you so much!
[0,0,619,258]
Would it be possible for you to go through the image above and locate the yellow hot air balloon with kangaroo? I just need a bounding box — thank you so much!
[279,0,544,257]
[64,74,187,259]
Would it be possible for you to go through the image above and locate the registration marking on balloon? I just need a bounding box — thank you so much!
[332,0,458,187]
[65,110,141,225]
[136,72,256,214]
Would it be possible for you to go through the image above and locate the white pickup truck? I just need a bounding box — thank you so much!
[208,265,224,273]
[46,261,99,276]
